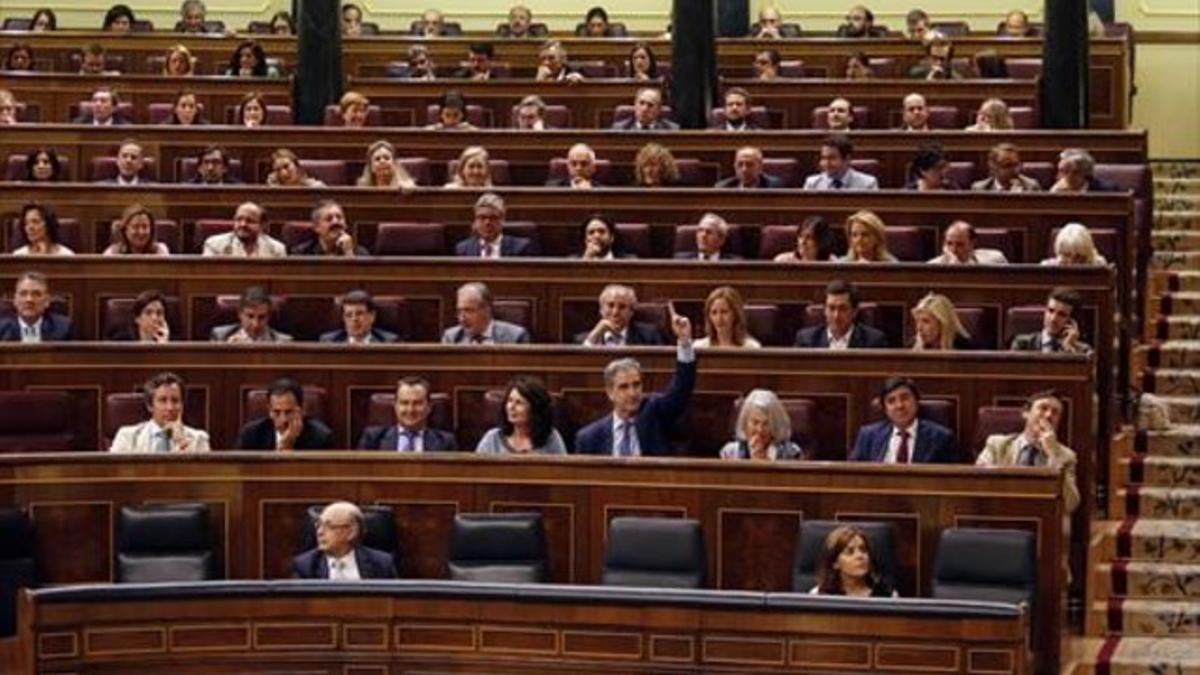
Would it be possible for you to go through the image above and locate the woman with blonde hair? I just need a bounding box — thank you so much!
[339,91,371,127]
[965,97,1014,131]
[266,148,325,187]
[720,389,804,460]
[632,142,680,187]
[1042,222,1108,266]
[445,145,492,189]
[103,203,169,255]
[357,139,417,191]
[162,44,195,76]
[694,286,761,348]
[838,210,897,263]
[911,293,971,350]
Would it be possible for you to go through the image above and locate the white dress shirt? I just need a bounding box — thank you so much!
[326,551,360,580]
[18,317,42,343]
[882,420,919,464]
[827,329,851,350]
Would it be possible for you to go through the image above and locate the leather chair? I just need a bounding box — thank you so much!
[1021,162,1056,190]
[0,509,36,637]
[13,102,40,123]
[90,156,158,182]
[5,153,71,182]
[297,160,350,187]
[425,104,491,128]
[1005,58,1042,79]
[672,159,713,187]
[758,224,799,260]
[298,504,397,557]
[972,406,1027,450]
[116,504,219,582]
[792,519,896,592]
[244,386,328,428]
[191,219,235,253]
[0,18,30,29]
[614,223,652,258]
[279,221,315,251]
[222,105,292,125]
[745,304,782,346]
[932,528,1037,610]
[931,20,970,36]
[570,60,617,78]
[509,104,571,129]
[448,159,511,185]
[7,216,81,253]
[102,295,183,341]
[1004,305,1047,346]
[868,57,897,77]
[601,517,705,589]
[777,60,805,78]
[148,101,206,124]
[673,224,744,258]
[1009,106,1035,129]
[926,106,961,129]
[493,300,533,331]
[546,157,612,185]
[809,105,871,130]
[374,222,447,256]
[322,104,383,127]
[944,161,976,189]
[974,227,1023,263]
[103,393,148,448]
[761,158,799,187]
[446,513,548,582]
[849,158,880,180]
[885,226,936,261]
[954,306,998,350]
[709,106,771,130]
[0,391,76,452]
[397,158,432,186]
[176,157,244,183]
[500,221,540,251]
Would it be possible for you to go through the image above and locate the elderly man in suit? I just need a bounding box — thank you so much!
[292,501,397,579]
[357,376,457,451]
[850,378,958,464]
[210,286,292,343]
[578,284,666,346]
[802,135,879,190]
[442,282,530,344]
[794,280,889,349]
[611,87,679,131]
[0,272,74,342]
[927,220,1008,265]
[202,202,287,258]
[546,143,601,189]
[977,390,1080,512]
[319,290,398,344]
[110,371,211,453]
[575,310,695,456]
[674,212,740,261]
[1010,287,1092,354]
[454,192,537,258]
[235,378,335,451]
[715,147,783,189]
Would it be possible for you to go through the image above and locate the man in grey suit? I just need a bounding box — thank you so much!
[210,286,293,343]
[442,282,530,344]
[802,135,879,190]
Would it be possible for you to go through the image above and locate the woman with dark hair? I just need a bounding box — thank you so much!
[102,4,136,31]
[426,90,476,130]
[581,6,613,36]
[905,143,958,191]
[810,525,896,596]
[845,51,873,79]
[774,216,838,262]
[4,44,34,71]
[234,91,267,127]
[224,40,279,78]
[578,214,633,259]
[163,90,208,125]
[476,376,566,455]
[269,11,295,34]
[30,9,57,31]
[13,203,73,256]
[626,42,658,80]
[113,289,172,343]
[103,203,169,255]
[23,148,63,182]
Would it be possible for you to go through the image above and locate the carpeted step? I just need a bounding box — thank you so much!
[1095,561,1200,600]
[1126,455,1200,486]
[1093,598,1200,636]
[1150,397,1200,425]
[1142,368,1200,395]
[1153,231,1200,252]
[1155,212,1200,231]
[1073,636,1200,675]
[1096,519,1200,563]
[1133,427,1200,457]
[1155,177,1200,195]
[1152,316,1200,341]
[1120,486,1200,519]
[1139,340,1200,369]
[1164,271,1200,293]
[1151,250,1200,271]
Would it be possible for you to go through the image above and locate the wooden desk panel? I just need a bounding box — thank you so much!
[0,454,1055,671]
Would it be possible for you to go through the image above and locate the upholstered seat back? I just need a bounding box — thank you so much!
[0,509,36,637]
[601,517,705,589]
[932,528,1036,609]
[117,504,217,583]
[447,513,547,583]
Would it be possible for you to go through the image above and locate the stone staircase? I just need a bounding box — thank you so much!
[1072,162,1200,674]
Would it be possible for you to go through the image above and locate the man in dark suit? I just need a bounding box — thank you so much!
[357,376,457,451]
[442,282,530,344]
[1010,287,1092,354]
[672,212,741,261]
[71,87,131,125]
[292,501,397,579]
[545,143,602,189]
[99,140,153,185]
[714,147,783,189]
[210,286,292,343]
[188,145,243,185]
[454,42,496,80]
[319,290,398,344]
[716,88,763,131]
[850,378,958,463]
[0,271,74,342]
[1051,148,1121,193]
[291,200,369,257]
[454,192,537,258]
[574,310,696,456]
[577,284,666,346]
[610,87,680,131]
[794,280,889,349]
[236,378,336,451]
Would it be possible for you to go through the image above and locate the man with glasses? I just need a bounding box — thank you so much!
[292,501,397,579]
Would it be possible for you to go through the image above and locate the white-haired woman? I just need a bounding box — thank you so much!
[720,389,804,460]
[1041,222,1107,266]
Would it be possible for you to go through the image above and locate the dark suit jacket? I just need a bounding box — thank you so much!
[356,425,457,451]
[671,251,743,261]
[1086,176,1122,193]
[289,239,370,257]
[574,357,696,456]
[99,176,155,185]
[849,419,959,464]
[454,236,537,257]
[1010,332,1093,354]
[71,113,132,125]
[714,173,783,189]
[574,320,666,346]
[544,177,605,188]
[0,312,74,342]
[794,323,889,348]
[235,416,337,451]
[291,545,397,579]
[610,117,681,131]
[717,117,764,131]
[318,328,399,344]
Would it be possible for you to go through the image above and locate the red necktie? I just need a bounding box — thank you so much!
[896,430,910,464]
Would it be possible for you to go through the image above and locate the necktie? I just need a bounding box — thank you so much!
[470,333,485,344]
[482,243,494,258]
[399,430,416,452]
[330,559,345,580]
[21,324,35,342]
[1017,444,1039,466]
[831,177,844,190]
[604,331,622,347]
[617,421,634,456]
[895,430,910,464]
[154,430,171,453]
[1047,337,1061,353]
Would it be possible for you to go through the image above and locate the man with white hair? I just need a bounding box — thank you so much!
[442,282,530,344]
[1050,148,1120,193]
[546,143,601,188]
[675,213,739,261]
[292,501,398,579]
[578,284,666,346]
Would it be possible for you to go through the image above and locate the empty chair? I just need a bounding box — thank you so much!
[972,407,1026,456]
[944,161,975,188]
[0,509,36,637]
[848,158,881,179]
[926,106,961,129]
[116,503,219,582]
[885,227,936,261]
[614,223,652,258]
[1009,106,1035,129]
[493,299,533,330]
[932,528,1037,609]
[758,224,799,260]
[1005,58,1042,79]
[745,304,781,345]
[974,227,1024,263]
[761,158,799,187]
[792,520,896,592]
[374,222,447,255]
[298,504,397,557]
[446,513,547,582]
[0,391,76,452]
[954,306,998,349]
[1005,305,1048,345]
[191,218,234,252]
[103,393,148,447]
[298,160,350,186]
[601,517,705,588]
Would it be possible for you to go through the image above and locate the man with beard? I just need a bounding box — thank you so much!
[202,202,286,257]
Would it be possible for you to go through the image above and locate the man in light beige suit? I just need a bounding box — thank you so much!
[110,372,211,453]
[976,390,1079,513]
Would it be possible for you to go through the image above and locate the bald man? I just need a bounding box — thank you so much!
[292,501,397,579]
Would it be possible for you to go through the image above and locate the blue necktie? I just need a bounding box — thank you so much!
[154,430,170,453]
[399,430,416,452]
[617,421,634,457]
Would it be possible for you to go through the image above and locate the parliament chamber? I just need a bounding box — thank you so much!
[0,1,1195,674]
